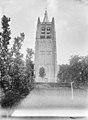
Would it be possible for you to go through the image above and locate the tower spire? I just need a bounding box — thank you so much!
[43,9,49,22]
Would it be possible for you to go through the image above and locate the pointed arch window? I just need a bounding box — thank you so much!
[47,27,50,31]
[41,27,45,31]
[47,27,51,35]
[41,27,45,34]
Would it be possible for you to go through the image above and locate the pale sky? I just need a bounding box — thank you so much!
[0,0,88,65]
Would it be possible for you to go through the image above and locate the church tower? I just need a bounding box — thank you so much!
[34,10,57,83]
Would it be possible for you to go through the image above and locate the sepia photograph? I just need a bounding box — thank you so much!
[0,0,88,119]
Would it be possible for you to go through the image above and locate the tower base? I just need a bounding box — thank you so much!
[35,77,57,83]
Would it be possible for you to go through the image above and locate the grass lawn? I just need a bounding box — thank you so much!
[1,87,88,117]
[18,87,88,109]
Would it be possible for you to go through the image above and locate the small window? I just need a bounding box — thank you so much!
[40,35,45,39]
[47,27,50,31]
[41,27,45,31]
[46,35,51,39]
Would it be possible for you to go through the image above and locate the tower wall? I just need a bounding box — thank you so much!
[34,11,57,83]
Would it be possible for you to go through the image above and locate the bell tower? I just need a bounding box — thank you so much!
[34,10,57,82]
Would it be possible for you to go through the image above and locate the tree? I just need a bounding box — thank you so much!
[25,48,34,89]
[0,33,30,108]
[80,56,88,86]
[0,15,34,108]
[10,33,29,95]
[57,64,70,83]
[26,48,34,77]
[0,15,11,77]
[0,15,12,95]
[69,55,86,88]
[57,55,88,89]
[69,55,82,66]
[39,67,46,81]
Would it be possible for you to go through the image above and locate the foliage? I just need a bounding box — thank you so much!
[10,33,25,77]
[25,48,34,89]
[0,15,34,108]
[69,55,81,66]
[0,15,11,77]
[1,91,20,108]
[25,48,34,77]
[39,67,46,80]
[57,55,88,88]
[0,15,12,97]
[1,75,12,93]
[57,64,71,83]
